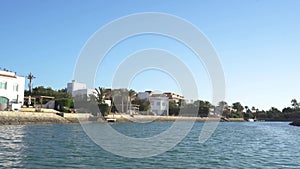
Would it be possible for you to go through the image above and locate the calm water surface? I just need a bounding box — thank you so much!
[0,122,300,168]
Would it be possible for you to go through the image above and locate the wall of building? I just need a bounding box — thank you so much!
[67,80,87,96]
[138,91,170,116]
[72,89,88,97]
[149,96,169,116]
[67,80,95,98]
[0,70,25,110]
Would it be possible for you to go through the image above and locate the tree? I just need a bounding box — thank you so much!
[128,89,136,113]
[282,107,293,113]
[132,98,150,112]
[25,86,71,100]
[169,101,180,116]
[94,87,110,117]
[94,87,105,104]
[55,98,74,112]
[24,86,71,106]
[195,100,211,117]
[178,99,186,107]
[243,105,254,119]
[291,99,299,109]
[232,102,244,112]
[232,102,244,118]
[266,107,282,119]
[128,89,136,100]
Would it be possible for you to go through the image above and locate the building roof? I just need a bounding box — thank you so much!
[0,70,17,78]
[150,94,168,98]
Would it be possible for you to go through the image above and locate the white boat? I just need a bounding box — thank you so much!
[248,118,255,122]
[106,118,117,123]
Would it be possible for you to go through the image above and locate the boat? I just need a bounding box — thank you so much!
[247,118,255,122]
[106,118,117,123]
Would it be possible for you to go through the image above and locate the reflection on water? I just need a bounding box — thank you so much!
[0,125,26,168]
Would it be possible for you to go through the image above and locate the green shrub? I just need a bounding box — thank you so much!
[55,98,74,112]
[98,103,109,116]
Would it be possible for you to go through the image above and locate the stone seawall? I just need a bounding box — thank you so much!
[0,111,245,125]
[63,113,94,123]
[0,111,93,125]
[105,114,245,122]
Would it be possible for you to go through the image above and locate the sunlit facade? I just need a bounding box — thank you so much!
[67,80,94,98]
[0,70,25,110]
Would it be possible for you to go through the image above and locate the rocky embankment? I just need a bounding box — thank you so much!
[0,111,93,125]
[289,120,300,126]
[0,111,245,125]
[105,114,245,123]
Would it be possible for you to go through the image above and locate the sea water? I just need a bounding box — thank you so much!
[0,122,300,168]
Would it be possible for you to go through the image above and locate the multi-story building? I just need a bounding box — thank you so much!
[138,91,169,116]
[149,94,169,116]
[163,92,184,104]
[67,80,94,98]
[0,69,25,110]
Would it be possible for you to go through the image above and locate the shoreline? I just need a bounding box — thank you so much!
[0,111,245,125]
[105,114,245,123]
[0,111,93,125]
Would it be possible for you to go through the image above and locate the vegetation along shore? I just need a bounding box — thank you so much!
[2,86,300,125]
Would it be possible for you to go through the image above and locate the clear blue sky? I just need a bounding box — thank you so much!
[1,0,300,110]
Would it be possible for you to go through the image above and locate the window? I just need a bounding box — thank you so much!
[0,96,8,104]
[162,102,166,106]
[156,102,160,106]
[0,82,7,90]
[13,84,19,92]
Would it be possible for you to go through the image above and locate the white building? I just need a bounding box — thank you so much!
[0,70,25,110]
[149,94,169,116]
[67,80,94,98]
[138,91,169,116]
[163,92,184,104]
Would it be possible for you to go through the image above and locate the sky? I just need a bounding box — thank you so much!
[1,0,300,110]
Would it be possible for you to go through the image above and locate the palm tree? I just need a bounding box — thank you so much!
[93,87,109,117]
[251,106,257,119]
[291,99,299,109]
[94,87,105,104]
[103,88,113,113]
[112,88,128,113]
[128,89,136,114]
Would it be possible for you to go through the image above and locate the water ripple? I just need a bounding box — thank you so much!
[0,122,300,168]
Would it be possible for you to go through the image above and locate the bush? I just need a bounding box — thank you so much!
[232,113,241,118]
[132,99,150,111]
[169,102,179,116]
[55,98,74,112]
[98,103,109,116]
